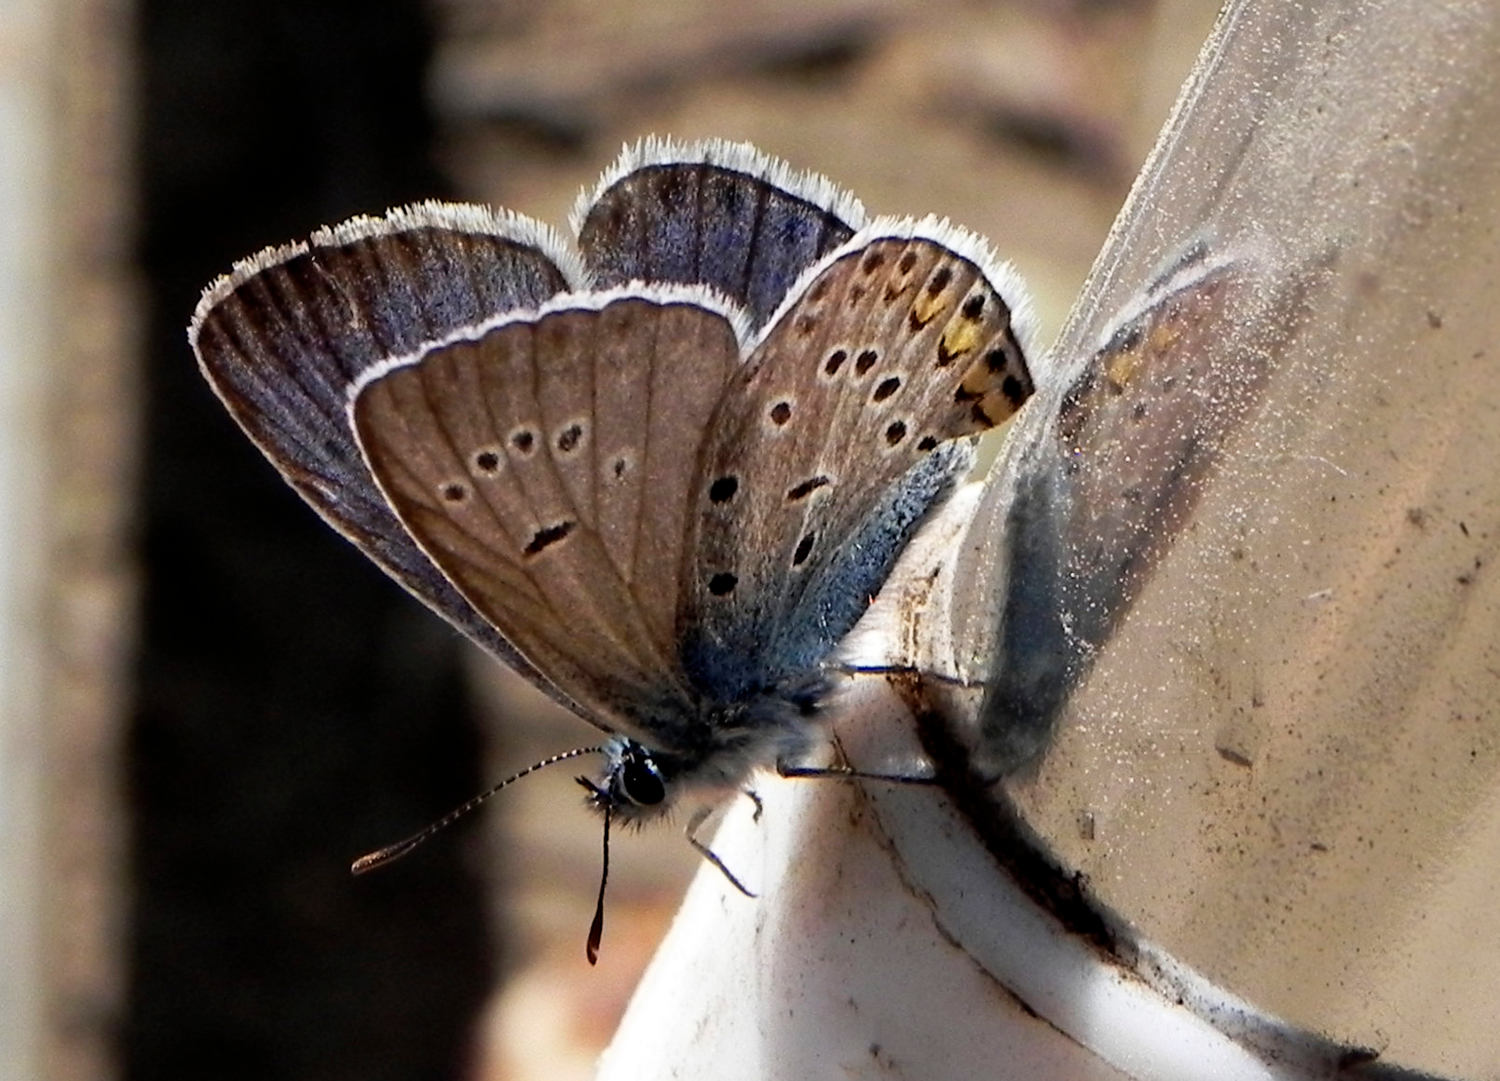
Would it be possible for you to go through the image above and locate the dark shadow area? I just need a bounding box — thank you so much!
[128,3,497,1079]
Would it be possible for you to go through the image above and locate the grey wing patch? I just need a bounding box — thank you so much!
[351,288,745,740]
[190,204,582,696]
[680,220,1038,698]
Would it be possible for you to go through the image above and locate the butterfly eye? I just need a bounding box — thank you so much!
[619,752,667,807]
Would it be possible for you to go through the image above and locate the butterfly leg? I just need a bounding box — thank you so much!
[833,660,985,690]
[777,760,938,785]
[685,805,757,898]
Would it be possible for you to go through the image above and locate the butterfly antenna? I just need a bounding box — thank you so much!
[350,746,606,875]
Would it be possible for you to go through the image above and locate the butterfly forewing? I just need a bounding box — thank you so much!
[575,139,865,330]
[351,291,745,738]
[680,225,1036,695]
[191,206,584,695]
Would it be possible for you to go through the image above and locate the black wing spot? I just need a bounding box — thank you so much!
[787,476,830,501]
[961,294,986,320]
[473,449,501,475]
[792,533,816,566]
[611,456,630,479]
[898,250,918,273]
[824,348,848,376]
[524,520,576,556]
[861,250,886,275]
[794,314,818,336]
[854,349,878,375]
[709,476,739,503]
[441,482,468,503]
[926,266,953,296]
[511,429,536,455]
[885,420,908,446]
[708,572,738,596]
[556,422,584,453]
[917,435,939,451]
[1003,373,1029,408]
[872,376,901,402]
[770,401,792,426]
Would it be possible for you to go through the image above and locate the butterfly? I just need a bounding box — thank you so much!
[190,136,1038,958]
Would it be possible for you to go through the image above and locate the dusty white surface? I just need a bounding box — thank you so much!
[599,678,1313,1081]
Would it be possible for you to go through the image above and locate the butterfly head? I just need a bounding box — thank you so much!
[579,737,679,825]
[579,684,827,826]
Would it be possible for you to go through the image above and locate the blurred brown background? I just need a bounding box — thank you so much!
[27,1,1217,1079]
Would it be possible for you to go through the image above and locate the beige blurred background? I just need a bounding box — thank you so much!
[10,1,1220,1080]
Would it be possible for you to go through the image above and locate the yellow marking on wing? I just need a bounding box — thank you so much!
[1105,347,1144,391]
[939,319,983,358]
[910,291,948,330]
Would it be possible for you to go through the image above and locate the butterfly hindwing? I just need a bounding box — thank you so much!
[350,288,746,739]
[679,220,1038,697]
[190,204,585,696]
[574,138,866,330]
